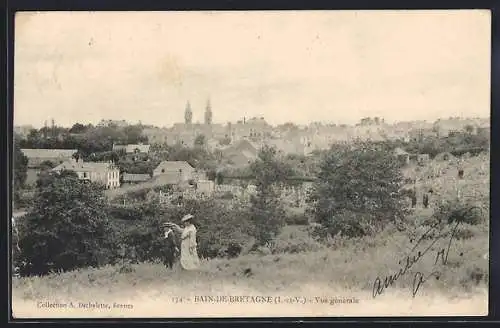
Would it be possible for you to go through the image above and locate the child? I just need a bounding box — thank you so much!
[162,224,179,269]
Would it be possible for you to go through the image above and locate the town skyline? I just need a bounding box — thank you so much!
[14,111,491,130]
[14,11,490,128]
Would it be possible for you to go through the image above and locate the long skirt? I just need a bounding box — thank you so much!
[180,241,200,270]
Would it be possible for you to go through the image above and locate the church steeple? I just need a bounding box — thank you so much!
[204,98,212,125]
[184,101,193,124]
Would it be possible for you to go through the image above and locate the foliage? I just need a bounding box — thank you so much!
[395,132,489,159]
[431,198,485,226]
[194,134,206,148]
[117,159,159,176]
[307,141,407,238]
[15,171,117,276]
[269,226,323,254]
[219,136,232,146]
[248,145,289,246]
[68,123,91,134]
[19,123,147,156]
[284,212,310,225]
[181,198,254,259]
[13,137,29,208]
[109,198,254,261]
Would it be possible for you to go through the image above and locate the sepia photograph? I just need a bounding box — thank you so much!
[11,10,490,318]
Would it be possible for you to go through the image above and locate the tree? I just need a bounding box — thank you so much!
[248,145,289,246]
[219,136,231,146]
[307,141,407,238]
[16,171,117,276]
[194,134,206,148]
[13,137,28,207]
[68,123,88,134]
[464,124,475,135]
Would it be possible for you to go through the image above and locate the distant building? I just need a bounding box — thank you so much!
[143,99,227,146]
[53,158,120,189]
[21,149,78,168]
[21,148,78,186]
[394,147,410,165]
[153,161,196,181]
[221,139,259,167]
[112,143,150,154]
[417,154,430,165]
[14,125,35,139]
[97,119,129,128]
[197,180,215,195]
[228,117,273,140]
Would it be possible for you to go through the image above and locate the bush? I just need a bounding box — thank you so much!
[109,198,255,262]
[219,191,234,200]
[181,198,254,259]
[284,213,309,225]
[310,210,378,239]
[269,227,323,254]
[108,204,144,221]
[15,171,118,276]
[432,198,485,226]
[307,141,407,238]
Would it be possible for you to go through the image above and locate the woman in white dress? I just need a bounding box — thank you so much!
[166,214,200,270]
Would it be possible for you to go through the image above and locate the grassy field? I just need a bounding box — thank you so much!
[12,221,488,318]
[12,156,489,318]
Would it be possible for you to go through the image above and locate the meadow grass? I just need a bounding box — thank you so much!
[12,221,488,318]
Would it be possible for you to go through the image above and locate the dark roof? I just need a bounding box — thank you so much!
[53,160,118,173]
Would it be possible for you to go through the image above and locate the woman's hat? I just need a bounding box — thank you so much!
[181,214,194,222]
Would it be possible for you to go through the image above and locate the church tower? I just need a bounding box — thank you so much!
[184,101,193,124]
[204,98,213,125]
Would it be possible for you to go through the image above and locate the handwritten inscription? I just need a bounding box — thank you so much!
[372,221,461,298]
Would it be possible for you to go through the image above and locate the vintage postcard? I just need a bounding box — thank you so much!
[11,10,490,318]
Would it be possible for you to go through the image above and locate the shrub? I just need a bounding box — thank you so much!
[108,204,144,221]
[110,198,255,261]
[285,213,309,225]
[15,171,118,276]
[310,210,378,239]
[181,198,254,259]
[269,227,323,254]
[248,145,292,246]
[432,198,485,226]
[219,191,234,200]
[307,141,407,238]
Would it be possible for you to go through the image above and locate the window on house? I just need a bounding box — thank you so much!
[161,169,165,173]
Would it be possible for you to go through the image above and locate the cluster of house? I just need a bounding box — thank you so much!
[18,113,489,194]
[140,104,490,157]
[20,146,203,191]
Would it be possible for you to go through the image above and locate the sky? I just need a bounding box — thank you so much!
[14,10,491,128]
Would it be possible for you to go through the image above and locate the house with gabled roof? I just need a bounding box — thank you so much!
[21,148,78,186]
[53,158,120,189]
[221,139,259,167]
[153,161,196,182]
